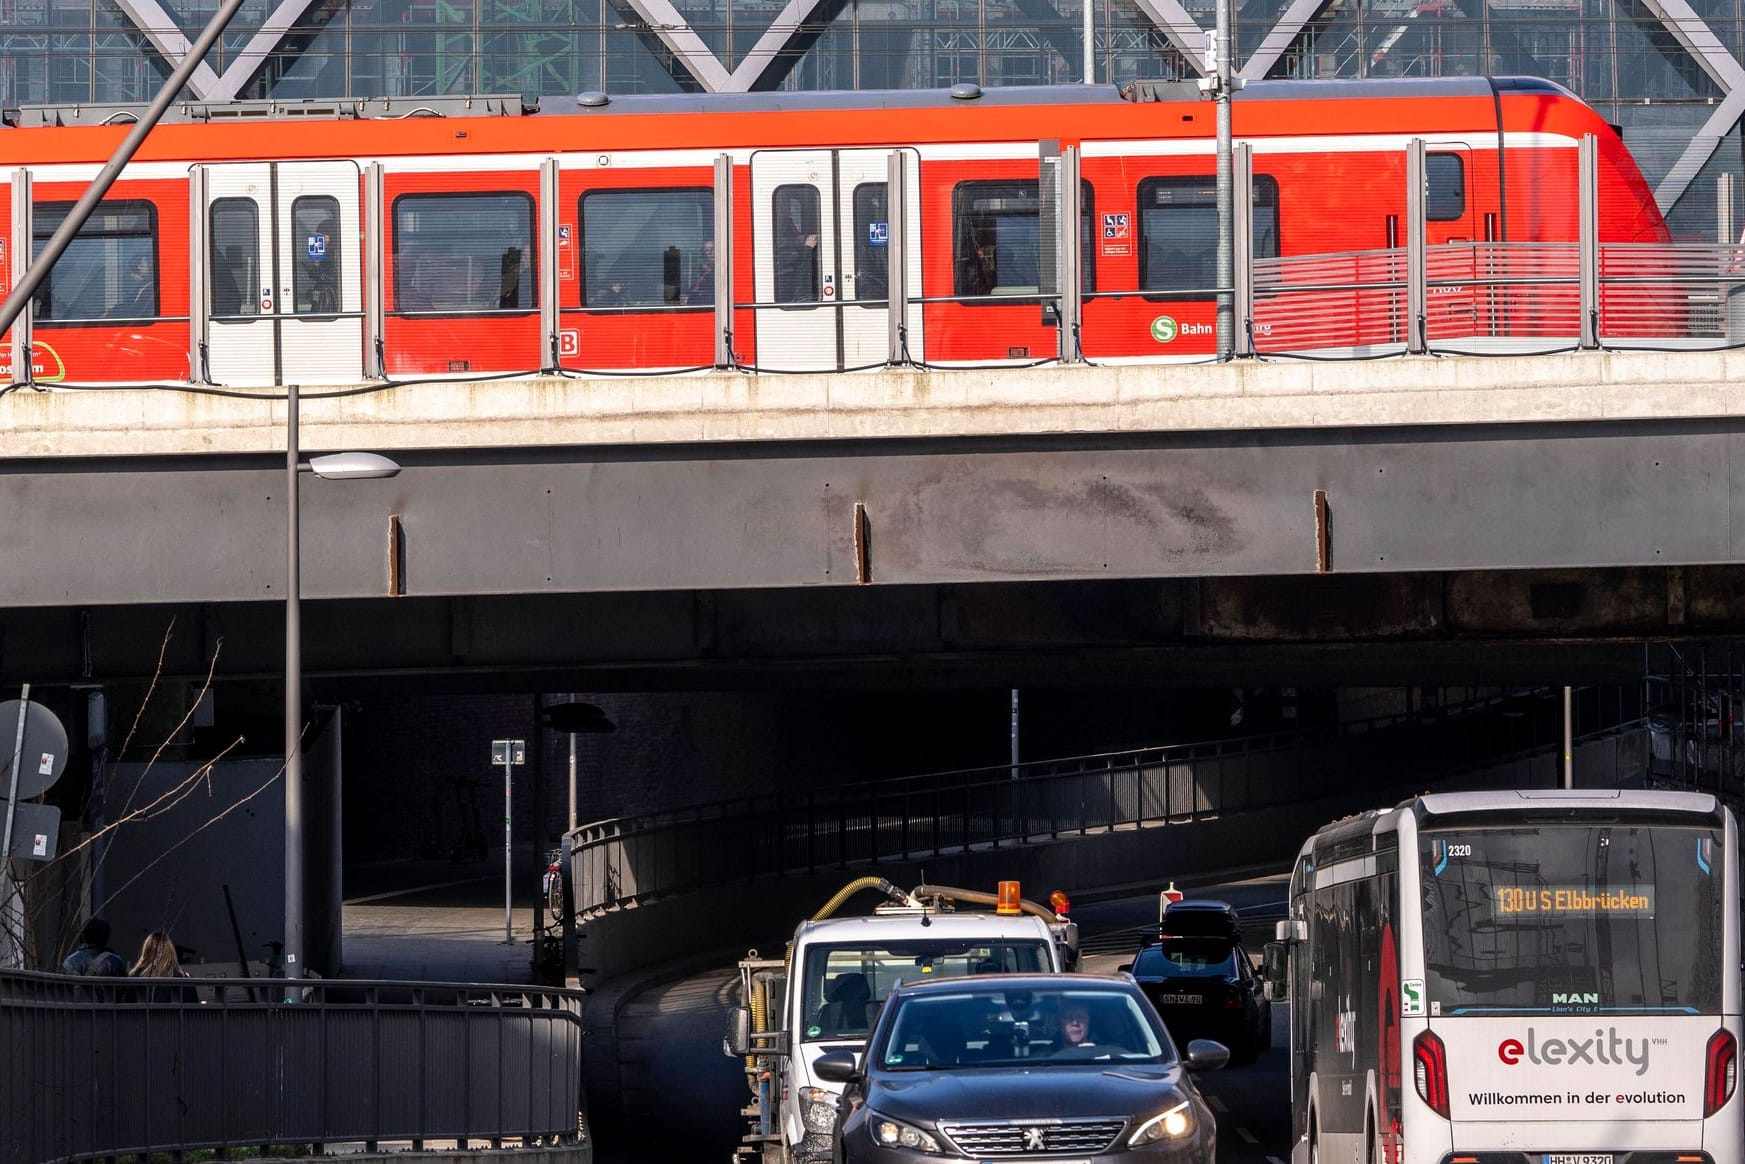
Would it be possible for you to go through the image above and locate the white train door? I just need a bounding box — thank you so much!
[750,148,921,371]
[201,161,363,385]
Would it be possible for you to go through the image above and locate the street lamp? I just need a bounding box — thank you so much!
[542,700,616,832]
[285,382,400,987]
[537,700,614,985]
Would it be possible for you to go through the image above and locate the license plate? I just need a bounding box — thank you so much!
[1544,1155,1612,1164]
[1161,994,1202,1005]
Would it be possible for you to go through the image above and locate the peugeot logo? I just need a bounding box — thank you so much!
[1023,1127,1046,1151]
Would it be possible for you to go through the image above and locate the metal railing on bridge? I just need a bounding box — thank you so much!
[0,971,586,1164]
[567,685,1644,918]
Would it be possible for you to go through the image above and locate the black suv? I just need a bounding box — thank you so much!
[815,973,1226,1162]
[1122,899,1271,1064]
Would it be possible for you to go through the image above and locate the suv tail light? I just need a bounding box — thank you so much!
[1705,1029,1737,1117]
[1413,1030,1449,1118]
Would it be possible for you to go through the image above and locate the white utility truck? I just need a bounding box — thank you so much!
[724,877,1080,1164]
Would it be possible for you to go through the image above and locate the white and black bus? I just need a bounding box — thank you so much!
[1264,789,1740,1164]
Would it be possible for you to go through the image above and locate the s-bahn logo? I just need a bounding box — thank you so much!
[1497,1027,1651,1076]
[1150,315,1214,344]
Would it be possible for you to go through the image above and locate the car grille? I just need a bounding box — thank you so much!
[938,1118,1126,1156]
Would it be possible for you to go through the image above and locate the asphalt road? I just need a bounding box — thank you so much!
[592,874,1295,1164]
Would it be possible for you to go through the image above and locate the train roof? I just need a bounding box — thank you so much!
[1,74,1580,131]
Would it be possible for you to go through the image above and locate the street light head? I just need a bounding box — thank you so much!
[307,451,401,480]
[544,701,616,734]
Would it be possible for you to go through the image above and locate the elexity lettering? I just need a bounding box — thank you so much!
[1497,1028,1651,1076]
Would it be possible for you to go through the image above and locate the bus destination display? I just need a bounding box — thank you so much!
[1493,887,1654,916]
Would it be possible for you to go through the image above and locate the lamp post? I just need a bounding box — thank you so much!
[537,701,614,984]
[285,381,400,986]
[542,700,616,833]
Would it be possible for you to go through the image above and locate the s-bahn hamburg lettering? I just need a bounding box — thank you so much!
[0,76,1673,385]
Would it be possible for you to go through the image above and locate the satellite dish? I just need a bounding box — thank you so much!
[0,699,69,800]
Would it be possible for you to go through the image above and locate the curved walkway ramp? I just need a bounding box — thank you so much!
[566,687,1648,981]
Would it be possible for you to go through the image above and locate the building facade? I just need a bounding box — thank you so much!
[2,0,1738,235]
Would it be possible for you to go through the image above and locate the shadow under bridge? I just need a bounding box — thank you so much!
[564,686,1650,981]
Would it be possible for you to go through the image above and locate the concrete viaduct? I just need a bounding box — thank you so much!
[4,348,1745,690]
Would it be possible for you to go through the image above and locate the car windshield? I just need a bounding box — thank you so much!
[1133,938,1237,978]
[877,986,1175,1069]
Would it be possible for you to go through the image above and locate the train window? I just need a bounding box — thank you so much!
[578,187,712,309]
[951,180,1095,303]
[209,198,258,318]
[1426,153,1466,222]
[32,199,157,324]
[292,196,342,315]
[852,183,889,303]
[773,185,821,304]
[391,192,535,315]
[1137,176,1279,298]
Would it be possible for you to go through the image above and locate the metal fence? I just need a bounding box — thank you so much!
[568,685,1645,918]
[1246,240,1745,356]
[0,971,586,1164]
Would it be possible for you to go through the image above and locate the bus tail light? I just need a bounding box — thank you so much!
[1704,1029,1737,1117]
[1413,1030,1450,1118]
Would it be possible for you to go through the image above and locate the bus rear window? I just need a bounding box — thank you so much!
[1420,825,1724,1015]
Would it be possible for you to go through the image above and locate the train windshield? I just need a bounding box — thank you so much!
[1419,824,1725,1015]
[800,940,1052,1041]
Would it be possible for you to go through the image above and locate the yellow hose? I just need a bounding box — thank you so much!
[809,876,909,922]
[744,969,771,1076]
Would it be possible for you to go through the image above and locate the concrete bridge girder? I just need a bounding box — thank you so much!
[0,565,1732,691]
[8,349,1745,688]
[5,420,1745,611]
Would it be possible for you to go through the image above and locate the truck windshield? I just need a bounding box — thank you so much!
[1419,824,1725,1015]
[801,940,1053,1041]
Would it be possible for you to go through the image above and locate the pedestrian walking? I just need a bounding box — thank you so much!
[61,917,127,977]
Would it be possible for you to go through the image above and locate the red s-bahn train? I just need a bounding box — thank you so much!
[0,75,1668,386]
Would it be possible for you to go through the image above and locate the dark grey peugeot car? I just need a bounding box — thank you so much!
[814,973,1228,1163]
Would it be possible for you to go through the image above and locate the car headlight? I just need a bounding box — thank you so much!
[1129,1099,1194,1146]
[799,1087,838,1133]
[866,1109,942,1154]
